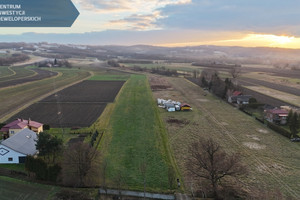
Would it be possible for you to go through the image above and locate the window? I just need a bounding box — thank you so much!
[10,131,14,134]
[8,157,13,161]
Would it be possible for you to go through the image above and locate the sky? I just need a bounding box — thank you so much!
[1,0,300,48]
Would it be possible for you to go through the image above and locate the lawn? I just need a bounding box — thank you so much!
[0,164,25,173]
[0,176,58,200]
[100,75,177,192]
[156,77,300,198]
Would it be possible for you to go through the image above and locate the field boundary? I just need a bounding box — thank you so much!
[0,70,93,122]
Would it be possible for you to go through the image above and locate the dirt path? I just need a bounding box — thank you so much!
[162,77,300,199]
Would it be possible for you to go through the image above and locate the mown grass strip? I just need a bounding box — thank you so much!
[102,75,175,192]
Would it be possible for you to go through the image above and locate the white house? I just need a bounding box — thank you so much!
[0,129,38,164]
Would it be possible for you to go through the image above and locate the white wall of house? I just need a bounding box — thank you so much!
[0,144,26,164]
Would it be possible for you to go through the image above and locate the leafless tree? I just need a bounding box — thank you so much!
[187,138,247,199]
[62,142,101,187]
[230,66,241,79]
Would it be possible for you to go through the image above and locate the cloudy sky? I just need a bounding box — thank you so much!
[1,0,300,48]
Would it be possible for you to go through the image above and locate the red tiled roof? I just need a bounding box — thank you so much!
[232,91,242,96]
[267,109,289,115]
[181,103,191,107]
[0,119,43,132]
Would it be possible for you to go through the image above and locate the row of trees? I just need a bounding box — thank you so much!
[200,69,239,99]
[37,59,72,68]
[28,132,101,187]
[0,53,30,66]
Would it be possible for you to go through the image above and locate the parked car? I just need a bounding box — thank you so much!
[290,138,300,142]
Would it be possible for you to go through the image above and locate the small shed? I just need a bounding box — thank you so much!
[181,103,192,111]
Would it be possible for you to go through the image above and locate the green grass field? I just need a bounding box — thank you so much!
[89,74,130,81]
[0,164,25,172]
[0,176,58,200]
[100,75,177,192]
[0,66,15,78]
[0,68,91,122]
[0,65,36,82]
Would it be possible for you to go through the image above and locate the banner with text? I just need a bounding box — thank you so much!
[0,0,79,27]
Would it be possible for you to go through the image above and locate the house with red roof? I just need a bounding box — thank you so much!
[228,91,242,103]
[264,109,289,125]
[0,119,43,139]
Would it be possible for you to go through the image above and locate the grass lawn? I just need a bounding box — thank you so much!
[0,164,25,172]
[100,75,177,192]
[0,176,58,200]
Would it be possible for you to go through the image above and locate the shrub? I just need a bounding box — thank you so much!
[267,122,291,138]
[43,124,50,130]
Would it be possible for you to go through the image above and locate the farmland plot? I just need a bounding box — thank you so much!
[8,103,107,127]
[0,65,35,82]
[152,76,300,198]
[0,68,91,122]
[8,80,125,127]
[0,68,58,88]
[41,80,124,103]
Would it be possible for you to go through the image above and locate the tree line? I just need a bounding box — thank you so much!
[0,53,30,66]
[25,131,101,187]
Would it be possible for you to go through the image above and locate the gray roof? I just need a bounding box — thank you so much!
[237,95,252,101]
[1,128,37,155]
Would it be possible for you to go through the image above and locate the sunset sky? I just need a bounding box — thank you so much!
[1,0,300,48]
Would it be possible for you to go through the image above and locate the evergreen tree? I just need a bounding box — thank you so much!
[289,112,300,138]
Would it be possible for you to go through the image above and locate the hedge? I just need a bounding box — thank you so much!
[267,122,291,138]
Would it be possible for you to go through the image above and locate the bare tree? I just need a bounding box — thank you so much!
[62,142,101,187]
[230,66,241,86]
[187,138,247,199]
[230,66,241,79]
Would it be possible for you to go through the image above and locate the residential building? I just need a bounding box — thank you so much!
[0,129,37,164]
[0,118,43,139]
[264,109,289,125]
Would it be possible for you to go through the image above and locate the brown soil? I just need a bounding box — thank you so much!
[148,75,172,91]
